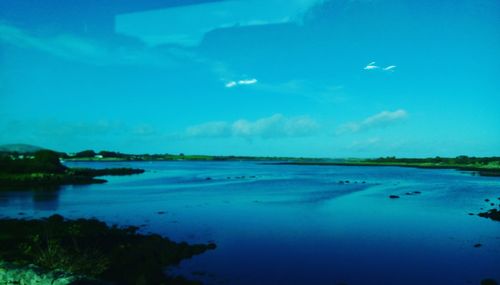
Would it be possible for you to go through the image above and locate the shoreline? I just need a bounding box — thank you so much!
[0,168,145,189]
[0,215,216,284]
[272,161,500,177]
[63,159,500,177]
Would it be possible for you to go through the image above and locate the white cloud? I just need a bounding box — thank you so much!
[186,114,319,139]
[225,78,258,88]
[225,81,238,88]
[363,62,379,70]
[383,65,397,71]
[238,79,258,85]
[338,109,408,134]
[364,61,398,72]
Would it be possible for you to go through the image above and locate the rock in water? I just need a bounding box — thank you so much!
[481,279,498,285]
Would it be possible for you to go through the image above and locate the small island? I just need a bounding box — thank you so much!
[0,149,144,188]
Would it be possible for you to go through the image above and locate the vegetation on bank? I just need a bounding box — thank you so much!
[64,151,313,162]
[1,145,317,162]
[0,150,144,188]
[1,144,499,177]
[59,149,500,177]
[279,156,500,177]
[0,215,216,284]
[0,147,312,162]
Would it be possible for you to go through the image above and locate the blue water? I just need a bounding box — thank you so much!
[1,161,499,285]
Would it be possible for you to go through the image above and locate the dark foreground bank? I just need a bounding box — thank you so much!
[0,215,216,284]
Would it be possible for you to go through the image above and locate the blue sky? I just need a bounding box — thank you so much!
[0,0,499,157]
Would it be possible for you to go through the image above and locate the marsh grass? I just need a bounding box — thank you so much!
[0,215,216,284]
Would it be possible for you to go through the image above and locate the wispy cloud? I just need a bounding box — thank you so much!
[0,118,163,152]
[363,61,397,72]
[338,109,408,134]
[132,124,157,136]
[238,79,258,85]
[383,65,397,71]
[363,61,379,70]
[0,22,198,67]
[186,121,231,138]
[225,81,238,88]
[0,118,157,139]
[186,114,319,139]
[0,119,110,146]
[0,22,258,100]
[0,23,106,63]
[348,137,381,150]
[225,78,258,88]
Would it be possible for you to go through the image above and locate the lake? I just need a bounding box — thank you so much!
[1,161,499,285]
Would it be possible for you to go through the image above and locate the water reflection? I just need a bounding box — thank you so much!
[0,186,61,211]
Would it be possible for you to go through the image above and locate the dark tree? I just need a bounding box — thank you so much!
[74,150,96,158]
[32,150,67,173]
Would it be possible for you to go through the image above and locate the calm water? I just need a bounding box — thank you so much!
[1,161,499,285]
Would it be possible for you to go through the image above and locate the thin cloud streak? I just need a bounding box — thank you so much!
[0,22,197,68]
[186,114,319,139]
[363,61,397,72]
[225,81,238,88]
[363,61,379,70]
[0,23,106,63]
[238,79,258,85]
[225,78,258,88]
[338,109,408,134]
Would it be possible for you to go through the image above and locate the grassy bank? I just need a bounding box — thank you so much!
[0,215,216,284]
[0,150,145,189]
[278,156,500,177]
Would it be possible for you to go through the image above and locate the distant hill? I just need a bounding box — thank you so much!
[0,144,46,153]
